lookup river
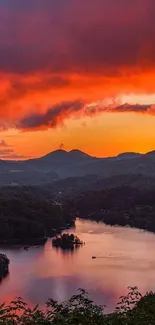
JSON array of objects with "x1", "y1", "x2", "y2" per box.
[{"x1": 0, "y1": 218, "x2": 155, "y2": 312}]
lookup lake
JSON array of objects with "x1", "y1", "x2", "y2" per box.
[{"x1": 0, "y1": 218, "x2": 155, "y2": 312}]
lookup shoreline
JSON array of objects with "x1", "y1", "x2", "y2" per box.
[
  {"x1": 0, "y1": 223, "x2": 74, "y2": 248},
  {"x1": 1, "y1": 214, "x2": 155, "y2": 249},
  {"x1": 78, "y1": 214, "x2": 155, "y2": 235}
]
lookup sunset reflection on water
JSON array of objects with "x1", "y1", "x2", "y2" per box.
[{"x1": 0, "y1": 219, "x2": 155, "y2": 312}]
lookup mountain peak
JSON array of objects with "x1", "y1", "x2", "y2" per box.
[
  {"x1": 38, "y1": 148, "x2": 94, "y2": 162},
  {"x1": 69, "y1": 149, "x2": 89, "y2": 155},
  {"x1": 116, "y1": 152, "x2": 141, "y2": 160},
  {"x1": 69, "y1": 149, "x2": 82, "y2": 153},
  {"x1": 69, "y1": 149, "x2": 94, "y2": 159},
  {"x1": 41, "y1": 149, "x2": 68, "y2": 160}
]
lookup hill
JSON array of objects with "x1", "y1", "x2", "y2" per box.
[
  {"x1": 41, "y1": 149, "x2": 93, "y2": 160},
  {"x1": 1, "y1": 149, "x2": 155, "y2": 186}
]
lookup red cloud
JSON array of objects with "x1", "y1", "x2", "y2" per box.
[
  {"x1": 0, "y1": 0, "x2": 155, "y2": 126},
  {"x1": 0, "y1": 0, "x2": 155, "y2": 75}
]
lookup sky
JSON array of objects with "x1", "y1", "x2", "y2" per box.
[{"x1": 1, "y1": 0, "x2": 155, "y2": 159}]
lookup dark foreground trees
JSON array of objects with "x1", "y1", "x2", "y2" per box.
[
  {"x1": 0, "y1": 253, "x2": 9, "y2": 280},
  {"x1": 0, "y1": 287, "x2": 155, "y2": 324}
]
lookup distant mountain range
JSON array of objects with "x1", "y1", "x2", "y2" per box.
[
  {"x1": 38, "y1": 149, "x2": 94, "y2": 162},
  {"x1": 1, "y1": 149, "x2": 155, "y2": 186}
]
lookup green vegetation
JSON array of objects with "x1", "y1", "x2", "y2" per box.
[
  {"x1": 2, "y1": 182, "x2": 155, "y2": 247},
  {"x1": 2, "y1": 184, "x2": 155, "y2": 246},
  {"x1": 66, "y1": 186, "x2": 155, "y2": 233},
  {"x1": 52, "y1": 233, "x2": 83, "y2": 249},
  {"x1": 1, "y1": 183, "x2": 155, "y2": 246},
  {"x1": 0, "y1": 189, "x2": 74, "y2": 245},
  {"x1": 0, "y1": 287, "x2": 155, "y2": 324},
  {"x1": 0, "y1": 253, "x2": 9, "y2": 281},
  {"x1": 21, "y1": 181, "x2": 155, "y2": 236}
]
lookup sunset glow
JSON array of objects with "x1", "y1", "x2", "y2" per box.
[{"x1": 1, "y1": 0, "x2": 155, "y2": 159}]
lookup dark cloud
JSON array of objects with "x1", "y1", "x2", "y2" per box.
[
  {"x1": 0, "y1": 153, "x2": 29, "y2": 159},
  {"x1": 0, "y1": 0, "x2": 155, "y2": 125},
  {"x1": 85, "y1": 102, "x2": 154, "y2": 115},
  {"x1": 114, "y1": 103, "x2": 151, "y2": 113},
  {"x1": 0, "y1": 0, "x2": 155, "y2": 75},
  {"x1": 0, "y1": 148, "x2": 14, "y2": 155},
  {"x1": 0, "y1": 99, "x2": 154, "y2": 133},
  {"x1": 0, "y1": 140, "x2": 28, "y2": 159},
  {"x1": 14, "y1": 101, "x2": 155, "y2": 131},
  {"x1": 17, "y1": 100, "x2": 84, "y2": 130},
  {"x1": 86, "y1": 102, "x2": 152, "y2": 113}
]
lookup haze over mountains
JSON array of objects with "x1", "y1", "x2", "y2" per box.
[{"x1": 0, "y1": 149, "x2": 155, "y2": 186}]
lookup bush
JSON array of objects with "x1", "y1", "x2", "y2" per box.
[
  {"x1": 52, "y1": 233, "x2": 83, "y2": 249},
  {"x1": 0, "y1": 253, "x2": 10, "y2": 280},
  {"x1": 0, "y1": 287, "x2": 155, "y2": 324}
]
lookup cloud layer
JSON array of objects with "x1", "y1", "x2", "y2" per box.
[
  {"x1": 17, "y1": 100, "x2": 84, "y2": 130},
  {"x1": 0, "y1": 0, "x2": 155, "y2": 75},
  {"x1": 0, "y1": 0, "x2": 155, "y2": 129},
  {"x1": 12, "y1": 100, "x2": 155, "y2": 131},
  {"x1": 0, "y1": 139, "x2": 28, "y2": 159},
  {"x1": 0, "y1": 140, "x2": 11, "y2": 148}
]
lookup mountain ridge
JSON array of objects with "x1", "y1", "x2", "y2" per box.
[
  {"x1": 2, "y1": 148, "x2": 155, "y2": 163},
  {"x1": 1, "y1": 148, "x2": 155, "y2": 186},
  {"x1": 30, "y1": 149, "x2": 155, "y2": 161}
]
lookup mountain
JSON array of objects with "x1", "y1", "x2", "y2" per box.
[
  {"x1": 115, "y1": 152, "x2": 141, "y2": 160},
  {"x1": 1, "y1": 149, "x2": 155, "y2": 186},
  {"x1": 69, "y1": 149, "x2": 94, "y2": 159},
  {"x1": 145, "y1": 150, "x2": 155, "y2": 158},
  {"x1": 39, "y1": 149, "x2": 94, "y2": 162},
  {"x1": 40, "y1": 149, "x2": 69, "y2": 161}
]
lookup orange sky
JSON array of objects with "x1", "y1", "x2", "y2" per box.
[{"x1": 1, "y1": 0, "x2": 155, "y2": 159}]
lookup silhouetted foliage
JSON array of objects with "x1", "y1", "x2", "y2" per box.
[
  {"x1": 52, "y1": 233, "x2": 83, "y2": 249},
  {"x1": 0, "y1": 287, "x2": 155, "y2": 324},
  {"x1": 0, "y1": 253, "x2": 9, "y2": 280}
]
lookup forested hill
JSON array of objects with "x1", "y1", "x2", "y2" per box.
[
  {"x1": 64, "y1": 186, "x2": 155, "y2": 233},
  {"x1": 1, "y1": 181, "x2": 155, "y2": 245},
  {"x1": 0, "y1": 189, "x2": 74, "y2": 245}
]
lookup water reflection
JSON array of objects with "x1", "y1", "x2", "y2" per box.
[
  {"x1": 1, "y1": 219, "x2": 155, "y2": 312},
  {"x1": 53, "y1": 244, "x2": 82, "y2": 255}
]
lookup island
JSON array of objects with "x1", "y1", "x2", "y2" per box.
[
  {"x1": 52, "y1": 233, "x2": 84, "y2": 249},
  {"x1": 0, "y1": 253, "x2": 10, "y2": 280}
]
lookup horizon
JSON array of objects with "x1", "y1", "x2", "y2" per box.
[
  {"x1": 0, "y1": 1, "x2": 155, "y2": 159},
  {"x1": 0, "y1": 147, "x2": 154, "y2": 162}
]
